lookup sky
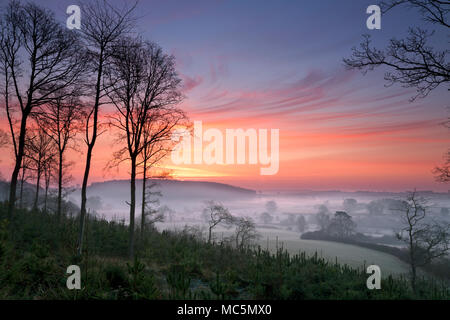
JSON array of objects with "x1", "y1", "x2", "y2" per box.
[{"x1": 0, "y1": 0, "x2": 449, "y2": 192}]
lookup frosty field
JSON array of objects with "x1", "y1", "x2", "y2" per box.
[{"x1": 157, "y1": 222, "x2": 411, "y2": 277}]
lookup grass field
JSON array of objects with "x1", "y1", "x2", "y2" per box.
[
  {"x1": 158, "y1": 222, "x2": 411, "y2": 277},
  {"x1": 256, "y1": 229, "x2": 410, "y2": 276}
]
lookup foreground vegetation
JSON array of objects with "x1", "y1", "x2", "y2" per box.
[{"x1": 0, "y1": 203, "x2": 449, "y2": 300}]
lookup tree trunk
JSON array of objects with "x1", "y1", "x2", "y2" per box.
[
  {"x1": 77, "y1": 144, "x2": 94, "y2": 256},
  {"x1": 208, "y1": 226, "x2": 213, "y2": 243},
  {"x1": 57, "y1": 152, "x2": 63, "y2": 221},
  {"x1": 44, "y1": 183, "x2": 48, "y2": 213},
  {"x1": 33, "y1": 167, "x2": 41, "y2": 210},
  {"x1": 8, "y1": 112, "x2": 29, "y2": 218},
  {"x1": 140, "y1": 156, "x2": 147, "y2": 239},
  {"x1": 129, "y1": 156, "x2": 137, "y2": 259},
  {"x1": 408, "y1": 227, "x2": 417, "y2": 294},
  {"x1": 19, "y1": 167, "x2": 25, "y2": 209},
  {"x1": 77, "y1": 50, "x2": 103, "y2": 257},
  {"x1": 8, "y1": 164, "x2": 20, "y2": 216}
]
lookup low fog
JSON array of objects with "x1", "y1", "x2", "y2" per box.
[{"x1": 69, "y1": 179, "x2": 450, "y2": 243}]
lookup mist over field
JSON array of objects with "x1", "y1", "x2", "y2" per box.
[
  {"x1": 70, "y1": 179, "x2": 450, "y2": 230},
  {"x1": 66, "y1": 179, "x2": 450, "y2": 275}
]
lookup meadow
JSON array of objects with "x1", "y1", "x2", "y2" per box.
[
  {"x1": 157, "y1": 222, "x2": 411, "y2": 276},
  {"x1": 2, "y1": 203, "x2": 448, "y2": 300}
]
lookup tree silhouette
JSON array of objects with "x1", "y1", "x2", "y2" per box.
[
  {"x1": 327, "y1": 211, "x2": 356, "y2": 238},
  {"x1": 76, "y1": 0, "x2": 137, "y2": 257},
  {"x1": 234, "y1": 217, "x2": 259, "y2": 249},
  {"x1": 394, "y1": 190, "x2": 450, "y2": 293},
  {"x1": 34, "y1": 94, "x2": 83, "y2": 220},
  {"x1": 0, "y1": 1, "x2": 84, "y2": 218},
  {"x1": 42, "y1": 152, "x2": 57, "y2": 213},
  {"x1": 105, "y1": 38, "x2": 184, "y2": 259},
  {"x1": 137, "y1": 103, "x2": 188, "y2": 238},
  {"x1": 202, "y1": 201, "x2": 234, "y2": 243},
  {"x1": 24, "y1": 124, "x2": 56, "y2": 210},
  {"x1": 344, "y1": 0, "x2": 449, "y2": 100},
  {"x1": 345, "y1": 1, "x2": 449, "y2": 184}
]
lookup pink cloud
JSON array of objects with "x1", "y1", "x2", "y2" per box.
[{"x1": 182, "y1": 74, "x2": 203, "y2": 92}]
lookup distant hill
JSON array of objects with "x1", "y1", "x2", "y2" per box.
[{"x1": 69, "y1": 179, "x2": 257, "y2": 211}]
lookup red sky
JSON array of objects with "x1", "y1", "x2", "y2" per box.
[{"x1": 0, "y1": 0, "x2": 449, "y2": 192}]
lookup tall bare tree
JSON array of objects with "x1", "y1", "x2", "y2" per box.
[
  {"x1": 0, "y1": 129, "x2": 8, "y2": 180},
  {"x1": 0, "y1": 1, "x2": 84, "y2": 218},
  {"x1": 34, "y1": 93, "x2": 82, "y2": 220},
  {"x1": 105, "y1": 38, "x2": 184, "y2": 259},
  {"x1": 25, "y1": 124, "x2": 56, "y2": 210},
  {"x1": 394, "y1": 190, "x2": 450, "y2": 293},
  {"x1": 138, "y1": 106, "x2": 187, "y2": 238},
  {"x1": 42, "y1": 152, "x2": 56, "y2": 213},
  {"x1": 18, "y1": 154, "x2": 32, "y2": 210},
  {"x1": 76, "y1": 0, "x2": 137, "y2": 257}
]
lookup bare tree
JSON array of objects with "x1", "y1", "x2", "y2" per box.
[
  {"x1": 394, "y1": 190, "x2": 450, "y2": 293},
  {"x1": 234, "y1": 217, "x2": 260, "y2": 250},
  {"x1": 344, "y1": 1, "x2": 449, "y2": 100},
  {"x1": 105, "y1": 38, "x2": 183, "y2": 259},
  {"x1": 18, "y1": 154, "x2": 33, "y2": 209},
  {"x1": 433, "y1": 114, "x2": 450, "y2": 182},
  {"x1": 381, "y1": 1, "x2": 449, "y2": 28},
  {"x1": 202, "y1": 201, "x2": 235, "y2": 243},
  {"x1": 0, "y1": 1, "x2": 84, "y2": 218},
  {"x1": 76, "y1": 0, "x2": 137, "y2": 257},
  {"x1": 138, "y1": 105, "x2": 188, "y2": 237},
  {"x1": 344, "y1": 0, "x2": 450, "y2": 225},
  {"x1": 25, "y1": 124, "x2": 56, "y2": 210},
  {"x1": 139, "y1": 180, "x2": 164, "y2": 238},
  {"x1": 42, "y1": 153, "x2": 56, "y2": 213},
  {"x1": 0, "y1": 130, "x2": 8, "y2": 180},
  {"x1": 34, "y1": 94, "x2": 82, "y2": 220}
]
